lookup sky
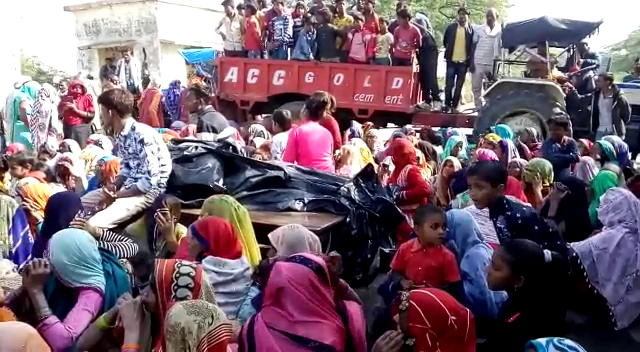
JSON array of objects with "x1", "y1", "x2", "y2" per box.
[{"x1": 10, "y1": 0, "x2": 640, "y2": 73}]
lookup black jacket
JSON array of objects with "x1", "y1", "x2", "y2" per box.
[
  {"x1": 567, "y1": 85, "x2": 631, "y2": 137},
  {"x1": 443, "y1": 22, "x2": 474, "y2": 64}
]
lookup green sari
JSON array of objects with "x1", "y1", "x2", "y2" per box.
[{"x1": 11, "y1": 81, "x2": 40, "y2": 151}]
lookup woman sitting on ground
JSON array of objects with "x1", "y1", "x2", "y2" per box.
[
  {"x1": 521, "y1": 158, "x2": 554, "y2": 210},
  {"x1": 175, "y1": 216, "x2": 252, "y2": 321},
  {"x1": 4, "y1": 229, "x2": 130, "y2": 351}
]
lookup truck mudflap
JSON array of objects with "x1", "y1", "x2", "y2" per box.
[{"x1": 217, "y1": 57, "x2": 420, "y2": 116}]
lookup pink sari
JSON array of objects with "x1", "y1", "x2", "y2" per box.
[{"x1": 239, "y1": 253, "x2": 366, "y2": 352}]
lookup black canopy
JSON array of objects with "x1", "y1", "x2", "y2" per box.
[{"x1": 502, "y1": 16, "x2": 603, "y2": 48}]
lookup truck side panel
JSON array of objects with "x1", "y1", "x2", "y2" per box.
[{"x1": 217, "y1": 57, "x2": 419, "y2": 115}]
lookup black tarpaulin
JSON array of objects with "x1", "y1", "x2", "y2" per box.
[
  {"x1": 166, "y1": 140, "x2": 404, "y2": 286},
  {"x1": 502, "y1": 16, "x2": 603, "y2": 48}
]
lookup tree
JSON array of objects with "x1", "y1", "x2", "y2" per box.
[
  {"x1": 605, "y1": 27, "x2": 640, "y2": 75},
  {"x1": 20, "y1": 54, "x2": 69, "y2": 85},
  {"x1": 372, "y1": 0, "x2": 511, "y2": 42}
]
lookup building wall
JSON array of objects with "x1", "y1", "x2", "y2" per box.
[
  {"x1": 70, "y1": 1, "x2": 160, "y2": 77},
  {"x1": 160, "y1": 43, "x2": 189, "y2": 87}
]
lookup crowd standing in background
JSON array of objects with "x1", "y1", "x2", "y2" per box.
[{"x1": 0, "y1": 1, "x2": 638, "y2": 352}]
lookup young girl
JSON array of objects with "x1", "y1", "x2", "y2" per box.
[{"x1": 480, "y1": 239, "x2": 569, "y2": 351}]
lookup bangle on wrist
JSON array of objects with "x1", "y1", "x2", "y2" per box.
[
  {"x1": 122, "y1": 344, "x2": 141, "y2": 352},
  {"x1": 96, "y1": 313, "x2": 115, "y2": 331},
  {"x1": 36, "y1": 307, "x2": 53, "y2": 321}
]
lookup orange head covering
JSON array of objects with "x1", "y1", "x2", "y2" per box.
[
  {"x1": 100, "y1": 158, "x2": 121, "y2": 183},
  {"x1": 19, "y1": 183, "x2": 51, "y2": 219}
]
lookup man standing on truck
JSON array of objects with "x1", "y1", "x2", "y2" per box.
[
  {"x1": 392, "y1": 8, "x2": 421, "y2": 66},
  {"x1": 217, "y1": 0, "x2": 245, "y2": 57},
  {"x1": 442, "y1": 8, "x2": 473, "y2": 113},
  {"x1": 470, "y1": 8, "x2": 501, "y2": 109},
  {"x1": 413, "y1": 13, "x2": 441, "y2": 109},
  {"x1": 362, "y1": 0, "x2": 380, "y2": 34},
  {"x1": 316, "y1": 8, "x2": 344, "y2": 62},
  {"x1": 267, "y1": 0, "x2": 293, "y2": 60}
]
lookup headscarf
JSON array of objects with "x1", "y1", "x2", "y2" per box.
[
  {"x1": 499, "y1": 139, "x2": 520, "y2": 164},
  {"x1": 60, "y1": 139, "x2": 81, "y2": 155},
  {"x1": 87, "y1": 134, "x2": 114, "y2": 154},
  {"x1": 348, "y1": 121, "x2": 363, "y2": 140},
  {"x1": 595, "y1": 140, "x2": 617, "y2": 165},
  {"x1": 180, "y1": 124, "x2": 197, "y2": 138},
  {"x1": 18, "y1": 183, "x2": 51, "y2": 220},
  {"x1": 474, "y1": 148, "x2": 499, "y2": 161},
  {"x1": 100, "y1": 157, "x2": 121, "y2": 182},
  {"x1": 571, "y1": 188, "x2": 640, "y2": 329},
  {"x1": 505, "y1": 176, "x2": 529, "y2": 204},
  {"x1": 364, "y1": 128, "x2": 382, "y2": 154},
  {"x1": 32, "y1": 191, "x2": 82, "y2": 258},
  {"x1": 139, "y1": 80, "x2": 164, "y2": 128},
  {"x1": 0, "y1": 322, "x2": 51, "y2": 352},
  {"x1": 183, "y1": 216, "x2": 243, "y2": 260},
  {"x1": 388, "y1": 138, "x2": 418, "y2": 183},
  {"x1": 268, "y1": 224, "x2": 322, "y2": 256},
  {"x1": 12, "y1": 81, "x2": 41, "y2": 149},
  {"x1": 154, "y1": 259, "x2": 217, "y2": 351},
  {"x1": 603, "y1": 135, "x2": 631, "y2": 168},
  {"x1": 162, "y1": 129, "x2": 180, "y2": 143},
  {"x1": 578, "y1": 138, "x2": 593, "y2": 154},
  {"x1": 525, "y1": 338, "x2": 587, "y2": 352},
  {"x1": 396, "y1": 288, "x2": 476, "y2": 352},
  {"x1": 492, "y1": 124, "x2": 514, "y2": 140},
  {"x1": 523, "y1": 158, "x2": 554, "y2": 187},
  {"x1": 79, "y1": 144, "x2": 108, "y2": 178},
  {"x1": 6, "y1": 143, "x2": 26, "y2": 155},
  {"x1": 47, "y1": 228, "x2": 105, "y2": 292},
  {"x1": 164, "y1": 300, "x2": 232, "y2": 352},
  {"x1": 540, "y1": 176, "x2": 592, "y2": 242},
  {"x1": 247, "y1": 123, "x2": 271, "y2": 141},
  {"x1": 337, "y1": 145, "x2": 366, "y2": 177},
  {"x1": 441, "y1": 135, "x2": 467, "y2": 161},
  {"x1": 164, "y1": 80, "x2": 184, "y2": 122},
  {"x1": 239, "y1": 253, "x2": 367, "y2": 352},
  {"x1": 588, "y1": 170, "x2": 619, "y2": 227},
  {"x1": 508, "y1": 158, "x2": 528, "y2": 180},
  {"x1": 200, "y1": 195, "x2": 261, "y2": 267},
  {"x1": 483, "y1": 132, "x2": 501, "y2": 144},
  {"x1": 29, "y1": 84, "x2": 59, "y2": 152},
  {"x1": 445, "y1": 210, "x2": 507, "y2": 319},
  {"x1": 573, "y1": 156, "x2": 599, "y2": 183}
]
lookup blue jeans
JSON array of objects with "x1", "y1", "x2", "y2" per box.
[
  {"x1": 445, "y1": 62, "x2": 468, "y2": 108},
  {"x1": 247, "y1": 50, "x2": 261, "y2": 59},
  {"x1": 374, "y1": 57, "x2": 391, "y2": 66},
  {"x1": 269, "y1": 46, "x2": 289, "y2": 60}
]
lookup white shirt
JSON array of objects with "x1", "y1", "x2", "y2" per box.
[
  {"x1": 597, "y1": 93, "x2": 614, "y2": 132},
  {"x1": 218, "y1": 14, "x2": 244, "y2": 51},
  {"x1": 271, "y1": 131, "x2": 290, "y2": 161},
  {"x1": 473, "y1": 24, "x2": 501, "y2": 66}
]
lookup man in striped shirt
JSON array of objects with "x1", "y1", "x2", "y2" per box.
[{"x1": 471, "y1": 8, "x2": 501, "y2": 109}]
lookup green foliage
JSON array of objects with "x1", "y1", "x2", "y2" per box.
[
  {"x1": 605, "y1": 27, "x2": 640, "y2": 75},
  {"x1": 20, "y1": 54, "x2": 69, "y2": 85},
  {"x1": 373, "y1": 0, "x2": 511, "y2": 42}
]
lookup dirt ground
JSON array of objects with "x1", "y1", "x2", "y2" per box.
[{"x1": 354, "y1": 274, "x2": 640, "y2": 351}]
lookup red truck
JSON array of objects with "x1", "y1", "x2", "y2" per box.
[{"x1": 214, "y1": 57, "x2": 474, "y2": 129}]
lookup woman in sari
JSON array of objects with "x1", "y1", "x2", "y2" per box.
[
  {"x1": 0, "y1": 194, "x2": 31, "y2": 268},
  {"x1": 29, "y1": 84, "x2": 61, "y2": 153},
  {"x1": 32, "y1": 191, "x2": 82, "y2": 259},
  {"x1": 200, "y1": 195, "x2": 262, "y2": 267},
  {"x1": 267, "y1": 223, "x2": 322, "y2": 256},
  {"x1": 164, "y1": 80, "x2": 185, "y2": 123},
  {"x1": 479, "y1": 132, "x2": 501, "y2": 152},
  {"x1": 416, "y1": 141, "x2": 439, "y2": 179},
  {"x1": 590, "y1": 140, "x2": 617, "y2": 167},
  {"x1": 570, "y1": 188, "x2": 640, "y2": 329},
  {"x1": 6, "y1": 229, "x2": 130, "y2": 351},
  {"x1": 432, "y1": 156, "x2": 461, "y2": 208},
  {"x1": 175, "y1": 216, "x2": 252, "y2": 321},
  {"x1": 124, "y1": 194, "x2": 186, "y2": 258},
  {"x1": 603, "y1": 135, "x2": 635, "y2": 180},
  {"x1": 507, "y1": 158, "x2": 528, "y2": 181},
  {"x1": 76, "y1": 258, "x2": 216, "y2": 352},
  {"x1": 497, "y1": 138, "x2": 520, "y2": 166},
  {"x1": 388, "y1": 138, "x2": 432, "y2": 242},
  {"x1": 0, "y1": 321, "x2": 51, "y2": 351},
  {"x1": 573, "y1": 156, "x2": 599, "y2": 184},
  {"x1": 18, "y1": 182, "x2": 51, "y2": 238},
  {"x1": 163, "y1": 300, "x2": 233, "y2": 352},
  {"x1": 85, "y1": 156, "x2": 120, "y2": 194},
  {"x1": 11, "y1": 81, "x2": 41, "y2": 150},
  {"x1": 493, "y1": 123, "x2": 513, "y2": 140},
  {"x1": 522, "y1": 158, "x2": 554, "y2": 209},
  {"x1": 138, "y1": 77, "x2": 164, "y2": 128},
  {"x1": 51, "y1": 155, "x2": 87, "y2": 195},
  {"x1": 238, "y1": 253, "x2": 367, "y2": 352},
  {"x1": 588, "y1": 170, "x2": 619, "y2": 228},
  {"x1": 445, "y1": 210, "x2": 507, "y2": 319},
  {"x1": 540, "y1": 176, "x2": 592, "y2": 243},
  {"x1": 337, "y1": 145, "x2": 366, "y2": 177},
  {"x1": 440, "y1": 134, "x2": 467, "y2": 162},
  {"x1": 391, "y1": 288, "x2": 476, "y2": 352}
]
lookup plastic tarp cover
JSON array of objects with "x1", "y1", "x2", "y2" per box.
[
  {"x1": 166, "y1": 140, "x2": 404, "y2": 286},
  {"x1": 502, "y1": 16, "x2": 603, "y2": 48},
  {"x1": 178, "y1": 48, "x2": 218, "y2": 64}
]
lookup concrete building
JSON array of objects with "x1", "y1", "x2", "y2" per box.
[{"x1": 64, "y1": 0, "x2": 224, "y2": 87}]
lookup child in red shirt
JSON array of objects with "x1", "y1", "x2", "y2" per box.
[
  {"x1": 390, "y1": 204, "x2": 461, "y2": 295},
  {"x1": 345, "y1": 13, "x2": 375, "y2": 64},
  {"x1": 245, "y1": 3, "x2": 263, "y2": 58}
]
